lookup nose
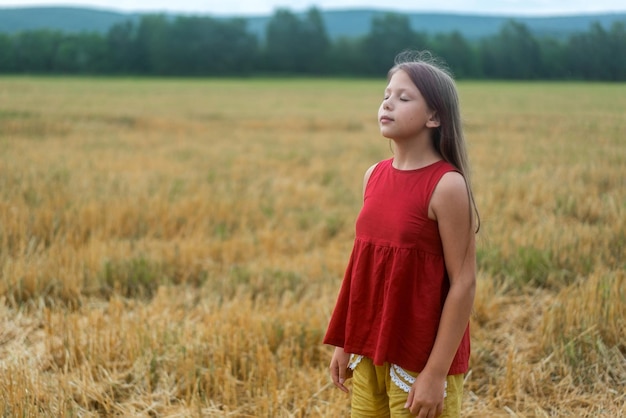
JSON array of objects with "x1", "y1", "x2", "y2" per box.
[{"x1": 382, "y1": 98, "x2": 392, "y2": 110}]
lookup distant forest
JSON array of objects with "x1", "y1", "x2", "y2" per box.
[{"x1": 0, "y1": 7, "x2": 625, "y2": 80}]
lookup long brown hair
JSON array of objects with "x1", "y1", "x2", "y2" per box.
[{"x1": 389, "y1": 50, "x2": 480, "y2": 232}]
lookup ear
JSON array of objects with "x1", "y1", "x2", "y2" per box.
[{"x1": 426, "y1": 112, "x2": 440, "y2": 128}]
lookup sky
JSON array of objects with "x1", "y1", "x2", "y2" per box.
[{"x1": 2, "y1": 0, "x2": 626, "y2": 16}]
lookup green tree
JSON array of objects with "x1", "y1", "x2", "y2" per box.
[
  {"x1": 264, "y1": 8, "x2": 301, "y2": 73},
  {"x1": 107, "y1": 21, "x2": 139, "y2": 73},
  {"x1": 361, "y1": 13, "x2": 428, "y2": 76},
  {"x1": 327, "y1": 36, "x2": 362, "y2": 75},
  {"x1": 13, "y1": 30, "x2": 63, "y2": 72},
  {"x1": 567, "y1": 23, "x2": 604, "y2": 80},
  {"x1": 538, "y1": 37, "x2": 568, "y2": 79},
  {"x1": 431, "y1": 31, "x2": 478, "y2": 78},
  {"x1": 0, "y1": 34, "x2": 16, "y2": 72},
  {"x1": 53, "y1": 33, "x2": 108, "y2": 73},
  {"x1": 607, "y1": 21, "x2": 626, "y2": 80},
  {"x1": 134, "y1": 14, "x2": 169, "y2": 74},
  {"x1": 298, "y1": 7, "x2": 331, "y2": 74},
  {"x1": 263, "y1": 7, "x2": 330, "y2": 74},
  {"x1": 214, "y1": 18, "x2": 259, "y2": 75},
  {"x1": 480, "y1": 20, "x2": 542, "y2": 79},
  {"x1": 572, "y1": 21, "x2": 626, "y2": 81},
  {"x1": 2, "y1": 9, "x2": 624, "y2": 80},
  {"x1": 160, "y1": 16, "x2": 257, "y2": 75}
]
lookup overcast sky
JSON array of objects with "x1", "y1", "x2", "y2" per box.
[{"x1": 2, "y1": 0, "x2": 626, "y2": 16}]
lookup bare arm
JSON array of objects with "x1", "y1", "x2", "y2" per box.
[
  {"x1": 362, "y1": 163, "x2": 378, "y2": 199},
  {"x1": 406, "y1": 171, "x2": 476, "y2": 417}
]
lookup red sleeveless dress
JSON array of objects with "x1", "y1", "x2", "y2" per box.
[{"x1": 324, "y1": 158, "x2": 470, "y2": 375}]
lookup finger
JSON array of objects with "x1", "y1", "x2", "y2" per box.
[
  {"x1": 329, "y1": 362, "x2": 338, "y2": 383},
  {"x1": 404, "y1": 388, "x2": 415, "y2": 409},
  {"x1": 416, "y1": 407, "x2": 433, "y2": 418},
  {"x1": 329, "y1": 363, "x2": 349, "y2": 393},
  {"x1": 337, "y1": 368, "x2": 349, "y2": 393},
  {"x1": 334, "y1": 378, "x2": 349, "y2": 393},
  {"x1": 337, "y1": 382, "x2": 349, "y2": 393}
]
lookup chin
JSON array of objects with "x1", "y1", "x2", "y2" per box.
[{"x1": 379, "y1": 128, "x2": 392, "y2": 138}]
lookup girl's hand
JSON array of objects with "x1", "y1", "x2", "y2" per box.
[
  {"x1": 329, "y1": 346, "x2": 352, "y2": 393},
  {"x1": 404, "y1": 370, "x2": 446, "y2": 417}
]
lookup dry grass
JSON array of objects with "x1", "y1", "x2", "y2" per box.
[{"x1": 0, "y1": 77, "x2": 624, "y2": 417}]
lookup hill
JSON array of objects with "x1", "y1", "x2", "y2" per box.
[
  {"x1": 0, "y1": 6, "x2": 625, "y2": 40},
  {"x1": 0, "y1": 7, "x2": 141, "y2": 34},
  {"x1": 245, "y1": 9, "x2": 626, "y2": 40}
]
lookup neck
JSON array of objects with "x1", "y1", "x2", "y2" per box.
[{"x1": 390, "y1": 136, "x2": 441, "y2": 170}]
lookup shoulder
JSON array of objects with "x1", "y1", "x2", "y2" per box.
[
  {"x1": 363, "y1": 163, "x2": 378, "y2": 183},
  {"x1": 362, "y1": 162, "x2": 378, "y2": 198},
  {"x1": 363, "y1": 158, "x2": 392, "y2": 182},
  {"x1": 362, "y1": 159, "x2": 391, "y2": 198},
  {"x1": 436, "y1": 170, "x2": 467, "y2": 195},
  {"x1": 429, "y1": 170, "x2": 470, "y2": 220}
]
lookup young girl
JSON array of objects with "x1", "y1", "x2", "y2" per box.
[{"x1": 324, "y1": 51, "x2": 479, "y2": 418}]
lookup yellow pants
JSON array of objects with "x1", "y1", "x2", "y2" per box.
[{"x1": 349, "y1": 356, "x2": 463, "y2": 418}]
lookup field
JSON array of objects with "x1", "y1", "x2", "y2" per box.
[{"x1": 0, "y1": 76, "x2": 624, "y2": 417}]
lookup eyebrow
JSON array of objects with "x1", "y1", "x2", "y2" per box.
[{"x1": 384, "y1": 87, "x2": 411, "y2": 94}]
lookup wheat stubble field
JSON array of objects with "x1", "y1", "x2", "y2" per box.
[{"x1": 0, "y1": 76, "x2": 624, "y2": 417}]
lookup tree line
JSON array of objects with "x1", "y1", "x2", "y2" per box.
[{"x1": 1, "y1": 7, "x2": 625, "y2": 80}]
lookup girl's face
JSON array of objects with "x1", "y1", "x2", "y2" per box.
[{"x1": 378, "y1": 69, "x2": 439, "y2": 141}]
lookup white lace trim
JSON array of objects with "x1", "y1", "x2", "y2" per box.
[
  {"x1": 390, "y1": 364, "x2": 415, "y2": 393},
  {"x1": 348, "y1": 356, "x2": 447, "y2": 398},
  {"x1": 348, "y1": 354, "x2": 363, "y2": 370},
  {"x1": 390, "y1": 364, "x2": 447, "y2": 398}
]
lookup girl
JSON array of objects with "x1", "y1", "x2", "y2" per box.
[{"x1": 324, "y1": 51, "x2": 479, "y2": 418}]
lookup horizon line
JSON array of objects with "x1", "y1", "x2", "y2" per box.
[{"x1": 2, "y1": 4, "x2": 626, "y2": 18}]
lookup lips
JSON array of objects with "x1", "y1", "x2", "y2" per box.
[{"x1": 380, "y1": 115, "x2": 394, "y2": 123}]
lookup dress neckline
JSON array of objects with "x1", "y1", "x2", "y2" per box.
[{"x1": 390, "y1": 158, "x2": 444, "y2": 173}]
